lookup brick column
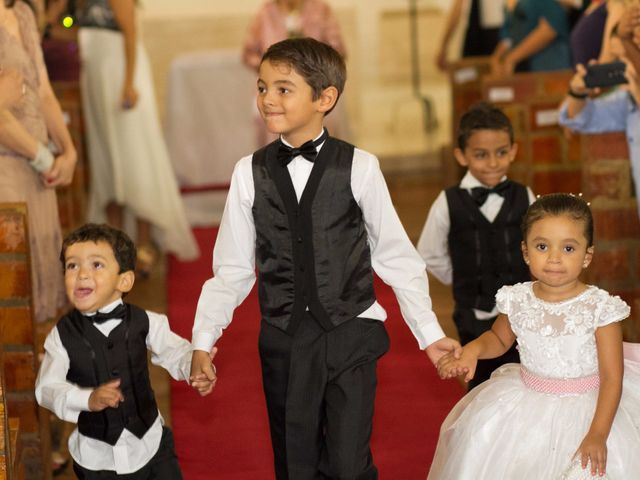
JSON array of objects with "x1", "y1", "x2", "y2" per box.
[
  {"x1": 481, "y1": 70, "x2": 581, "y2": 195},
  {"x1": 581, "y1": 133, "x2": 640, "y2": 342}
]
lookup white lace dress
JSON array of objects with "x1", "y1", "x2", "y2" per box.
[{"x1": 428, "y1": 282, "x2": 640, "y2": 479}]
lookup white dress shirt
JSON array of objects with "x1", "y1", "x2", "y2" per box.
[
  {"x1": 192, "y1": 132, "x2": 445, "y2": 351},
  {"x1": 416, "y1": 172, "x2": 536, "y2": 318},
  {"x1": 35, "y1": 299, "x2": 193, "y2": 474}
]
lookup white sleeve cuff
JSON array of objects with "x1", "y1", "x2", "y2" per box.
[
  {"x1": 67, "y1": 388, "x2": 94, "y2": 412},
  {"x1": 414, "y1": 321, "x2": 446, "y2": 351},
  {"x1": 192, "y1": 332, "x2": 217, "y2": 353}
]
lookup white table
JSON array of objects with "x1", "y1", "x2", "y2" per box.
[{"x1": 165, "y1": 49, "x2": 258, "y2": 225}]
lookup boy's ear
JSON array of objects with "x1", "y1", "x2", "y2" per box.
[
  {"x1": 317, "y1": 86, "x2": 338, "y2": 113},
  {"x1": 508, "y1": 142, "x2": 519, "y2": 163},
  {"x1": 117, "y1": 270, "x2": 135, "y2": 294},
  {"x1": 453, "y1": 148, "x2": 469, "y2": 167}
]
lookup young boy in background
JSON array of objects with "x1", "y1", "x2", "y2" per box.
[{"x1": 417, "y1": 102, "x2": 535, "y2": 389}]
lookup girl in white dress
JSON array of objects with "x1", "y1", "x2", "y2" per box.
[{"x1": 429, "y1": 193, "x2": 640, "y2": 479}]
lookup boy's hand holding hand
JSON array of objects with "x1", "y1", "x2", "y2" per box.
[
  {"x1": 437, "y1": 347, "x2": 477, "y2": 383},
  {"x1": 190, "y1": 347, "x2": 218, "y2": 396},
  {"x1": 89, "y1": 379, "x2": 124, "y2": 411},
  {"x1": 424, "y1": 337, "x2": 462, "y2": 366}
]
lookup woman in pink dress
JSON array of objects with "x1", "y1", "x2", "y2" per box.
[
  {"x1": 0, "y1": 0, "x2": 77, "y2": 323},
  {"x1": 242, "y1": 0, "x2": 346, "y2": 70}
]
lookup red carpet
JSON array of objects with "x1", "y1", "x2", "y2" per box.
[{"x1": 168, "y1": 227, "x2": 464, "y2": 479}]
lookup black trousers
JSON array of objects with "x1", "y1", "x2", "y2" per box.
[
  {"x1": 72, "y1": 427, "x2": 182, "y2": 479},
  {"x1": 259, "y1": 313, "x2": 390, "y2": 480},
  {"x1": 453, "y1": 307, "x2": 519, "y2": 389}
]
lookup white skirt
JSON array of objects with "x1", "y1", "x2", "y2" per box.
[
  {"x1": 428, "y1": 358, "x2": 640, "y2": 479},
  {"x1": 78, "y1": 27, "x2": 198, "y2": 260}
]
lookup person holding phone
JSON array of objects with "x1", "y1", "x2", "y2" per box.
[{"x1": 559, "y1": 28, "x2": 640, "y2": 219}]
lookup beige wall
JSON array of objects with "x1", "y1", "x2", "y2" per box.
[{"x1": 140, "y1": 0, "x2": 459, "y2": 162}]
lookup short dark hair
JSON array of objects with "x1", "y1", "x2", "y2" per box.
[
  {"x1": 261, "y1": 37, "x2": 346, "y2": 113},
  {"x1": 457, "y1": 102, "x2": 514, "y2": 150},
  {"x1": 521, "y1": 193, "x2": 594, "y2": 246},
  {"x1": 60, "y1": 223, "x2": 137, "y2": 273}
]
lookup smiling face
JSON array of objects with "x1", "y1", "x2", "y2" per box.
[
  {"x1": 63, "y1": 240, "x2": 134, "y2": 314},
  {"x1": 256, "y1": 60, "x2": 335, "y2": 146},
  {"x1": 522, "y1": 214, "x2": 593, "y2": 297},
  {"x1": 454, "y1": 129, "x2": 517, "y2": 187}
]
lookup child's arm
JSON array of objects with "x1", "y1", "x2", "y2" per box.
[
  {"x1": 574, "y1": 322, "x2": 623, "y2": 477},
  {"x1": 146, "y1": 311, "x2": 218, "y2": 395},
  {"x1": 35, "y1": 328, "x2": 108, "y2": 422},
  {"x1": 437, "y1": 315, "x2": 516, "y2": 383},
  {"x1": 416, "y1": 191, "x2": 452, "y2": 286}
]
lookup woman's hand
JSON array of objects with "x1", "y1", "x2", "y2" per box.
[
  {"x1": 43, "y1": 147, "x2": 77, "y2": 187},
  {"x1": 121, "y1": 81, "x2": 138, "y2": 110}
]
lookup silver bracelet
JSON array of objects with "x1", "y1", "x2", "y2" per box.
[{"x1": 30, "y1": 142, "x2": 54, "y2": 173}]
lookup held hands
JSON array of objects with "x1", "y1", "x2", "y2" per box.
[
  {"x1": 574, "y1": 431, "x2": 608, "y2": 477},
  {"x1": 424, "y1": 337, "x2": 462, "y2": 366},
  {"x1": 436, "y1": 347, "x2": 477, "y2": 383},
  {"x1": 189, "y1": 347, "x2": 218, "y2": 396},
  {"x1": 89, "y1": 379, "x2": 125, "y2": 411}
]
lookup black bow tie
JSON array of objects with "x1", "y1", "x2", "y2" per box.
[
  {"x1": 469, "y1": 180, "x2": 511, "y2": 206},
  {"x1": 84, "y1": 303, "x2": 127, "y2": 324},
  {"x1": 277, "y1": 129, "x2": 328, "y2": 166}
]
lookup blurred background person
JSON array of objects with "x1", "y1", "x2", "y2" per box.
[
  {"x1": 435, "y1": 0, "x2": 504, "y2": 72},
  {"x1": 76, "y1": 0, "x2": 198, "y2": 277},
  {"x1": 491, "y1": 0, "x2": 571, "y2": 76},
  {"x1": 0, "y1": 0, "x2": 77, "y2": 324}
]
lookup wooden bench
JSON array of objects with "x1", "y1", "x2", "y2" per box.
[
  {"x1": 0, "y1": 204, "x2": 50, "y2": 479},
  {"x1": 1, "y1": 321, "x2": 25, "y2": 480},
  {"x1": 51, "y1": 80, "x2": 88, "y2": 234}
]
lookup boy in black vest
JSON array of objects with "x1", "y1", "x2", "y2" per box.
[
  {"x1": 417, "y1": 102, "x2": 534, "y2": 389},
  {"x1": 35, "y1": 223, "x2": 215, "y2": 479},
  {"x1": 189, "y1": 37, "x2": 461, "y2": 480}
]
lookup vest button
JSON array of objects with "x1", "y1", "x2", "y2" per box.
[
  {"x1": 299, "y1": 265, "x2": 305, "y2": 272},
  {"x1": 107, "y1": 342, "x2": 114, "y2": 350},
  {"x1": 111, "y1": 369, "x2": 119, "y2": 377},
  {"x1": 297, "y1": 237, "x2": 303, "y2": 243}
]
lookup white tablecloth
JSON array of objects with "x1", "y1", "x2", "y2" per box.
[{"x1": 165, "y1": 49, "x2": 258, "y2": 225}]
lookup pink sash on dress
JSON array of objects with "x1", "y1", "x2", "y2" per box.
[{"x1": 520, "y1": 366, "x2": 600, "y2": 395}]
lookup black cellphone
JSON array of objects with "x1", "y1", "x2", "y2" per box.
[{"x1": 584, "y1": 61, "x2": 628, "y2": 88}]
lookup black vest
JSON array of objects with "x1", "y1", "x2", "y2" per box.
[
  {"x1": 251, "y1": 137, "x2": 376, "y2": 333},
  {"x1": 446, "y1": 182, "x2": 531, "y2": 312},
  {"x1": 57, "y1": 304, "x2": 159, "y2": 445}
]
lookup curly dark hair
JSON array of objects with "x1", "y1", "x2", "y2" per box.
[
  {"x1": 60, "y1": 223, "x2": 136, "y2": 273},
  {"x1": 521, "y1": 193, "x2": 594, "y2": 247},
  {"x1": 457, "y1": 101, "x2": 514, "y2": 150}
]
